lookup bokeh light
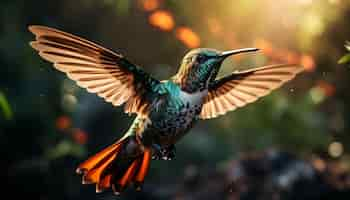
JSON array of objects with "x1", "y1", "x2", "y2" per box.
[
  {"x1": 254, "y1": 39, "x2": 274, "y2": 56},
  {"x1": 139, "y1": 0, "x2": 160, "y2": 12},
  {"x1": 312, "y1": 157, "x2": 326, "y2": 172},
  {"x1": 148, "y1": 10, "x2": 175, "y2": 31},
  {"x1": 56, "y1": 116, "x2": 71, "y2": 131},
  {"x1": 317, "y1": 80, "x2": 336, "y2": 97},
  {"x1": 175, "y1": 27, "x2": 201, "y2": 48},
  {"x1": 328, "y1": 141, "x2": 344, "y2": 158},
  {"x1": 207, "y1": 18, "x2": 223, "y2": 37},
  {"x1": 287, "y1": 52, "x2": 300, "y2": 64},
  {"x1": 301, "y1": 54, "x2": 316, "y2": 72},
  {"x1": 72, "y1": 129, "x2": 88, "y2": 145},
  {"x1": 62, "y1": 94, "x2": 77, "y2": 112},
  {"x1": 309, "y1": 81, "x2": 335, "y2": 104}
]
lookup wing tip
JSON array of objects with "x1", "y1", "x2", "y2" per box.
[
  {"x1": 28, "y1": 25, "x2": 45, "y2": 34},
  {"x1": 295, "y1": 65, "x2": 305, "y2": 74},
  {"x1": 29, "y1": 41, "x2": 39, "y2": 50},
  {"x1": 28, "y1": 25, "x2": 61, "y2": 37},
  {"x1": 284, "y1": 63, "x2": 305, "y2": 74},
  {"x1": 265, "y1": 63, "x2": 305, "y2": 75}
]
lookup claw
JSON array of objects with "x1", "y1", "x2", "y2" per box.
[
  {"x1": 165, "y1": 145, "x2": 176, "y2": 160},
  {"x1": 151, "y1": 144, "x2": 163, "y2": 160},
  {"x1": 163, "y1": 145, "x2": 176, "y2": 160},
  {"x1": 151, "y1": 144, "x2": 176, "y2": 160}
]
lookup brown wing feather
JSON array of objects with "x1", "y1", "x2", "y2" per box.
[
  {"x1": 200, "y1": 64, "x2": 303, "y2": 119},
  {"x1": 29, "y1": 25, "x2": 158, "y2": 115}
]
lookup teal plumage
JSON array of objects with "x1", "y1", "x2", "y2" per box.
[{"x1": 28, "y1": 25, "x2": 303, "y2": 194}]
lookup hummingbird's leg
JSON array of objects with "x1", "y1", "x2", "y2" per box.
[
  {"x1": 151, "y1": 144, "x2": 163, "y2": 160},
  {"x1": 151, "y1": 144, "x2": 176, "y2": 160},
  {"x1": 161, "y1": 144, "x2": 176, "y2": 160}
]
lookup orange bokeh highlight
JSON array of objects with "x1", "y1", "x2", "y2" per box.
[
  {"x1": 207, "y1": 18, "x2": 223, "y2": 36},
  {"x1": 175, "y1": 27, "x2": 201, "y2": 48},
  {"x1": 73, "y1": 128, "x2": 88, "y2": 145},
  {"x1": 286, "y1": 51, "x2": 300, "y2": 64},
  {"x1": 301, "y1": 54, "x2": 316, "y2": 72},
  {"x1": 148, "y1": 10, "x2": 175, "y2": 31},
  {"x1": 56, "y1": 116, "x2": 71, "y2": 131},
  {"x1": 312, "y1": 157, "x2": 326, "y2": 172},
  {"x1": 316, "y1": 80, "x2": 336, "y2": 97},
  {"x1": 139, "y1": 0, "x2": 160, "y2": 12}
]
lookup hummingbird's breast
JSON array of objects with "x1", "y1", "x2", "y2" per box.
[{"x1": 138, "y1": 87, "x2": 208, "y2": 147}]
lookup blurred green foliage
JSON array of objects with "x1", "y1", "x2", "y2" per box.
[
  {"x1": 0, "y1": 91, "x2": 13, "y2": 120},
  {"x1": 339, "y1": 41, "x2": 350, "y2": 64}
]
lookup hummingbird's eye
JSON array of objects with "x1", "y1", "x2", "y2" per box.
[{"x1": 196, "y1": 55, "x2": 206, "y2": 63}]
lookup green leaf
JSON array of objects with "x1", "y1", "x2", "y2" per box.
[
  {"x1": 0, "y1": 91, "x2": 13, "y2": 120},
  {"x1": 338, "y1": 54, "x2": 350, "y2": 64},
  {"x1": 346, "y1": 45, "x2": 350, "y2": 52},
  {"x1": 346, "y1": 41, "x2": 350, "y2": 51}
]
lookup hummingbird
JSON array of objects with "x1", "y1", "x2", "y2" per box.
[{"x1": 28, "y1": 25, "x2": 303, "y2": 194}]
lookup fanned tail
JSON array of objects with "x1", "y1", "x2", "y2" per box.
[{"x1": 76, "y1": 136, "x2": 151, "y2": 194}]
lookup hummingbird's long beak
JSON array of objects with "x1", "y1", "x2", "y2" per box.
[{"x1": 220, "y1": 48, "x2": 259, "y2": 58}]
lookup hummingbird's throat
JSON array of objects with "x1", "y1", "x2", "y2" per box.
[{"x1": 207, "y1": 66, "x2": 220, "y2": 84}]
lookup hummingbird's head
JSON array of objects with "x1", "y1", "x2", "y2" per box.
[{"x1": 173, "y1": 48, "x2": 259, "y2": 92}]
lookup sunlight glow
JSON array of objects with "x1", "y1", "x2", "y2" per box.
[
  {"x1": 302, "y1": 14, "x2": 325, "y2": 37},
  {"x1": 297, "y1": 0, "x2": 313, "y2": 5},
  {"x1": 328, "y1": 0, "x2": 341, "y2": 5}
]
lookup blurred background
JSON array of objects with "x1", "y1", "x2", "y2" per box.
[{"x1": 1, "y1": 0, "x2": 350, "y2": 199}]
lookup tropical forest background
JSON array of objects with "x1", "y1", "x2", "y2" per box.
[{"x1": 1, "y1": 0, "x2": 350, "y2": 199}]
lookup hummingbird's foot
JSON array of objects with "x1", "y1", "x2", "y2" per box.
[
  {"x1": 151, "y1": 144, "x2": 163, "y2": 160},
  {"x1": 151, "y1": 144, "x2": 176, "y2": 160},
  {"x1": 162, "y1": 144, "x2": 176, "y2": 160}
]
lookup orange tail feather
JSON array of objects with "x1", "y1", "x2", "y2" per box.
[
  {"x1": 76, "y1": 142, "x2": 122, "y2": 175},
  {"x1": 134, "y1": 148, "x2": 151, "y2": 190},
  {"x1": 76, "y1": 137, "x2": 152, "y2": 194}
]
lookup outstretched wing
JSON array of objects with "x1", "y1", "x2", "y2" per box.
[
  {"x1": 29, "y1": 25, "x2": 160, "y2": 115},
  {"x1": 200, "y1": 64, "x2": 303, "y2": 119}
]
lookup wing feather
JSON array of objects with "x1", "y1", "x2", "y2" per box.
[
  {"x1": 29, "y1": 25, "x2": 160, "y2": 115},
  {"x1": 200, "y1": 64, "x2": 303, "y2": 119}
]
